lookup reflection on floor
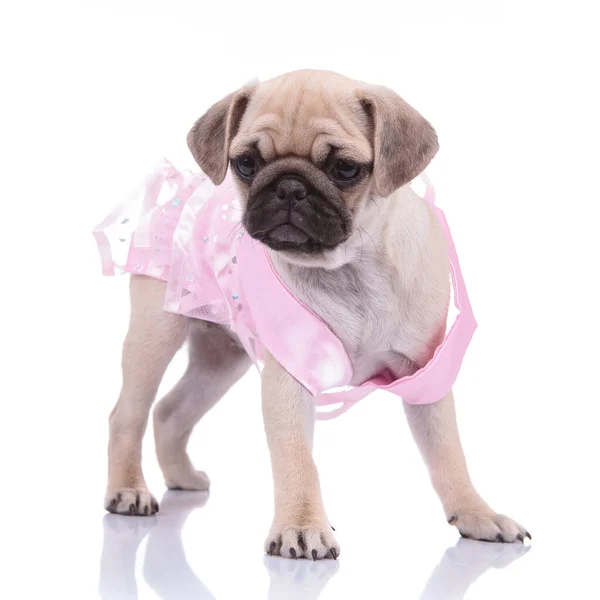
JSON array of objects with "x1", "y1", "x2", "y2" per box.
[{"x1": 99, "y1": 490, "x2": 530, "y2": 600}]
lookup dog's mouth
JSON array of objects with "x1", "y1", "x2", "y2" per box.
[
  {"x1": 253, "y1": 221, "x2": 335, "y2": 254},
  {"x1": 266, "y1": 223, "x2": 310, "y2": 246},
  {"x1": 247, "y1": 213, "x2": 348, "y2": 254}
]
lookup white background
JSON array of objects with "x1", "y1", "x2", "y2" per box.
[{"x1": 2, "y1": 1, "x2": 599, "y2": 598}]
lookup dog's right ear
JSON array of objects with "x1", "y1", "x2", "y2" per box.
[{"x1": 187, "y1": 83, "x2": 257, "y2": 185}]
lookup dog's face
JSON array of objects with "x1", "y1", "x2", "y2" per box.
[{"x1": 187, "y1": 70, "x2": 438, "y2": 266}]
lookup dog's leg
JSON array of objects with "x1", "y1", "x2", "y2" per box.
[
  {"x1": 404, "y1": 391, "x2": 530, "y2": 542},
  {"x1": 262, "y1": 351, "x2": 339, "y2": 560},
  {"x1": 105, "y1": 275, "x2": 188, "y2": 516},
  {"x1": 153, "y1": 321, "x2": 251, "y2": 490}
]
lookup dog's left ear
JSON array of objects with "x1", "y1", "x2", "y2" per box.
[
  {"x1": 187, "y1": 83, "x2": 257, "y2": 185},
  {"x1": 358, "y1": 86, "x2": 439, "y2": 197}
]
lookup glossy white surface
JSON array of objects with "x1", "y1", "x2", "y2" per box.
[
  {"x1": 3, "y1": 1, "x2": 599, "y2": 598},
  {"x1": 98, "y1": 491, "x2": 532, "y2": 600}
]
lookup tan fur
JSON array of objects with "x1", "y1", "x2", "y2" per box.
[
  {"x1": 105, "y1": 70, "x2": 528, "y2": 554},
  {"x1": 106, "y1": 275, "x2": 188, "y2": 515}
]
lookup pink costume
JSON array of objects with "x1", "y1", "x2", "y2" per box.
[{"x1": 93, "y1": 159, "x2": 477, "y2": 420}]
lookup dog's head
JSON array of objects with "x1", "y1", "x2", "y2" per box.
[{"x1": 187, "y1": 70, "x2": 438, "y2": 266}]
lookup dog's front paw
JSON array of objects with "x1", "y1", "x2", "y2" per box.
[
  {"x1": 105, "y1": 487, "x2": 159, "y2": 516},
  {"x1": 448, "y1": 504, "x2": 530, "y2": 543},
  {"x1": 265, "y1": 519, "x2": 340, "y2": 560}
]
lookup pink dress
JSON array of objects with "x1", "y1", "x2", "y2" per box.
[{"x1": 93, "y1": 159, "x2": 477, "y2": 420}]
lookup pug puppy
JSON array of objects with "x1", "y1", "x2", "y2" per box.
[{"x1": 105, "y1": 70, "x2": 529, "y2": 559}]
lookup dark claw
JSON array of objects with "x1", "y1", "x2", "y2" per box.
[
  {"x1": 151, "y1": 501, "x2": 159, "y2": 514},
  {"x1": 289, "y1": 548, "x2": 297, "y2": 559},
  {"x1": 329, "y1": 548, "x2": 338, "y2": 560},
  {"x1": 312, "y1": 549, "x2": 318, "y2": 561},
  {"x1": 268, "y1": 541, "x2": 277, "y2": 556},
  {"x1": 331, "y1": 525, "x2": 336, "y2": 531},
  {"x1": 129, "y1": 503, "x2": 136, "y2": 514},
  {"x1": 525, "y1": 531, "x2": 532, "y2": 540},
  {"x1": 144, "y1": 505, "x2": 149, "y2": 515},
  {"x1": 495, "y1": 533, "x2": 505, "y2": 542},
  {"x1": 516, "y1": 533, "x2": 524, "y2": 542},
  {"x1": 109, "y1": 498, "x2": 117, "y2": 509},
  {"x1": 448, "y1": 515, "x2": 458, "y2": 524},
  {"x1": 135, "y1": 493, "x2": 140, "y2": 510}
]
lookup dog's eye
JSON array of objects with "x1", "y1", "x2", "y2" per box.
[
  {"x1": 331, "y1": 159, "x2": 360, "y2": 182},
  {"x1": 234, "y1": 154, "x2": 259, "y2": 180}
]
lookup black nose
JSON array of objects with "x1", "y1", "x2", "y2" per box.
[{"x1": 275, "y1": 177, "x2": 307, "y2": 208}]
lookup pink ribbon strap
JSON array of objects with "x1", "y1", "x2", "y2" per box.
[{"x1": 312, "y1": 174, "x2": 477, "y2": 417}]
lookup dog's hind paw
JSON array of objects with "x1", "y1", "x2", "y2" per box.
[
  {"x1": 104, "y1": 487, "x2": 159, "y2": 516},
  {"x1": 164, "y1": 469, "x2": 210, "y2": 492},
  {"x1": 448, "y1": 505, "x2": 530, "y2": 543}
]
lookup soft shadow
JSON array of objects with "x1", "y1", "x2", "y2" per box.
[
  {"x1": 99, "y1": 490, "x2": 213, "y2": 600},
  {"x1": 417, "y1": 537, "x2": 531, "y2": 600},
  {"x1": 263, "y1": 555, "x2": 340, "y2": 600}
]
